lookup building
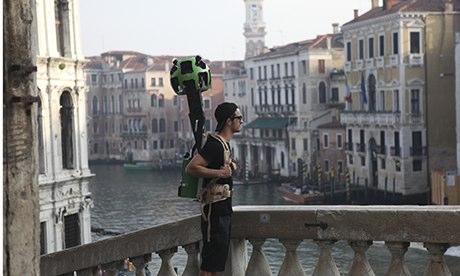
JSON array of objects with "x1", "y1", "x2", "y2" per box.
[
  {"x1": 340, "y1": 0, "x2": 460, "y2": 202},
  {"x1": 35, "y1": 0, "x2": 92, "y2": 253},
  {"x1": 244, "y1": 0, "x2": 266, "y2": 58}
]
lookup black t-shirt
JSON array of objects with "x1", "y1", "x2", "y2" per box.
[{"x1": 199, "y1": 135, "x2": 233, "y2": 216}]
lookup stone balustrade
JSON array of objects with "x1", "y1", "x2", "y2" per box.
[{"x1": 40, "y1": 206, "x2": 460, "y2": 276}]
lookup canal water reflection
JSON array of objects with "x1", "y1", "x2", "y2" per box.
[{"x1": 89, "y1": 164, "x2": 460, "y2": 275}]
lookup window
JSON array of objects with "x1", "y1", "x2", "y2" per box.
[
  {"x1": 291, "y1": 138, "x2": 296, "y2": 150},
  {"x1": 258, "y1": 66, "x2": 261, "y2": 80},
  {"x1": 284, "y1": 85, "x2": 289, "y2": 105},
  {"x1": 151, "y1": 78, "x2": 156, "y2": 86},
  {"x1": 64, "y1": 214, "x2": 81, "y2": 249},
  {"x1": 325, "y1": 160, "x2": 329, "y2": 172},
  {"x1": 302, "y1": 83, "x2": 307, "y2": 104},
  {"x1": 361, "y1": 156, "x2": 366, "y2": 167},
  {"x1": 60, "y1": 91, "x2": 74, "y2": 169},
  {"x1": 258, "y1": 87, "x2": 262, "y2": 106},
  {"x1": 338, "y1": 161, "x2": 343, "y2": 174},
  {"x1": 271, "y1": 86, "x2": 275, "y2": 105},
  {"x1": 392, "y1": 32, "x2": 399, "y2": 55},
  {"x1": 264, "y1": 87, "x2": 268, "y2": 105},
  {"x1": 292, "y1": 162, "x2": 296, "y2": 172},
  {"x1": 159, "y1": 94, "x2": 165, "y2": 107},
  {"x1": 302, "y1": 60, "x2": 307, "y2": 74},
  {"x1": 303, "y1": 138, "x2": 308, "y2": 152},
  {"x1": 160, "y1": 140, "x2": 164, "y2": 149},
  {"x1": 284, "y1": 62, "x2": 289, "y2": 77},
  {"x1": 170, "y1": 140, "x2": 174, "y2": 148},
  {"x1": 250, "y1": 68, "x2": 254, "y2": 80},
  {"x1": 413, "y1": 159, "x2": 422, "y2": 171},
  {"x1": 380, "y1": 90, "x2": 385, "y2": 111},
  {"x1": 251, "y1": 88, "x2": 254, "y2": 106},
  {"x1": 159, "y1": 77, "x2": 164, "y2": 86},
  {"x1": 271, "y1": 64, "x2": 275, "y2": 78},
  {"x1": 359, "y1": 39, "x2": 364, "y2": 59},
  {"x1": 337, "y1": 134, "x2": 343, "y2": 148},
  {"x1": 111, "y1": 95, "x2": 115, "y2": 114},
  {"x1": 159, "y1": 118, "x2": 166, "y2": 132},
  {"x1": 152, "y1": 119, "x2": 158, "y2": 133},
  {"x1": 348, "y1": 129, "x2": 353, "y2": 150},
  {"x1": 277, "y1": 86, "x2": 281, "y2": 105},
  {"x1": 141, "y1": 78, "x2": 145, "y2": 88},
  {"x1": 205, "y1": 119, "x2": 211, "y2": 131},
  {"x1": 368, "y1": 37, "x2": 374, "y2": 58},
  {"x1": 40, "y1": 222, "x2": 47, "y2": 255},
  {"x1": 323, "y1": 134, "x2": 329, "y2": 148},
  {"x1": 143, "y1": 140, "x2": 147, "y2": 150},
  {"x1": 291, "y1": 61, "x2": 295, "y2": 76},
  {"x1": 119, "y1": 95, "x2": 123, "y2": 113},
  {"x1": 346, "y1": 42, "x2": 352, "y2": 61},
  {"x1": 410, "y1": 32, "x2": 420, "y2": 54},
  {"x1": 277, "y1": 64, "x2": 280, "y2": 77},
  {"x1": 331, "y1": 88, "x2": 339, "y2": 102},
  {"x1": 281, "y1": 152, "x2": 285, "y2": 168},
  {"x1": 55, "y1": 0, "x2": 70, "y2": 57},
  {"x1": 319, "y1": 82, "x2": 326, "y2": 103},
  {"x1": 349, "y1": 155, "x2": 353, "y2": 165},
  {"x1": 153, "y1": 140, "x2": 158, "y2": 149},
  {"x1": 379, "y1": 35, "x2": 385, "y2": 56},
  {"x1": 263, "y1": 66, "x2": 267, "y2": 79},
  {"x1": 411, "y1": 89, "x2": 420, "y2": 115},
  {"x1": 318, "y1": 59, "x2": 325, "y2": 74},
  {"x1": 124, "y1": 79, "x2": 128, "y2": 89},
  {"x1": 380, "y1": 131, "x2": 386, "y2": 153},
  {"x1": 291, "y1": 85, "x2": 295, "y2": 105},
  {"x1": 130, "y1": 79, "x2": 133, "y2": 89},
  {"x1": 91, "y1": 74, "x2": 97, "y2": 84},
  {"x1": 135, "y1": 78, "x2": 138, "y2": 89},
  {"x1": 394, "y1": 90, "x2": 400, "y2": 112},
  {"x1": 381, "y1": 158, "x2": 386, "y2": 170},
  {"x1": 174, "y1": 121, "x2": 179, "y2": 132},
  {"x1": 92, "y1": 96, "x2": 98, "y2": 115}
]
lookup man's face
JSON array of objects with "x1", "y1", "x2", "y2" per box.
[{"x1": 228, "y1": 108, "x2": 244, "y2": 133}]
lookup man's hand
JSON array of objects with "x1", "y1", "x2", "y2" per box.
[{"x1": 219, "y1": 164, "x2": 232, "y2": 178}]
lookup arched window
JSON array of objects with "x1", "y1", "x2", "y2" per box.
[
  {"x1": 152, "y1": 119, "x2": 158, "y2": 133},
  {"x1": 60, "y1": 91, "x2": 74, "y2": 169},
  {"x1": 277, "y1": 85, "x2": 281, "y2": 105},
  {"x1": 159, "y1": 118, "x2": 166, "y2": 132},
  {"x1": 264, "y1": 87, "x2": 268, "y2": 105},
  {"x1": 158, "y1": 94, "x2": 165, "y2": 107},
  {"x1": 302, "y1": 83, "x2": 307, "y2": 104},
  {"x1": 285, "y1": 85, "x2": 289, "y2": 105},
  {"x1": 319, "y1": 82, "x2": 327, "y2": 104},
  {"x1": 291, "y1": 85, "x2": 296, "y2": 105},
  {"x1": 151, "y1": 94, "x2": 157, "y2": 107},
  {"x1": 258, "y1": 87, "x2": 262, "y2": 106},
  {"x1": 92, "y1": 96, "x2": 98, "y2": 115}
]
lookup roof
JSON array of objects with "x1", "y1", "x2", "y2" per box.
[
  {"x1": 119, "y1": 56, "x2": 151, "y2": 71},
  {"x1": 344, "y1": 0, "x2": 460, "y2": 26},
  {"x1": 251, "y1": 34, "x2": 343, "y2": 60},
  {"x1": 244, "y1": 117, "x2": 296, "y2": 130},
  {"x1": 317, "y1": 120, "x2": 345, "y2": 129}
]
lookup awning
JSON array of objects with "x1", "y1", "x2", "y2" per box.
[{"x1": 244, "y1": 117, "x2": 296, "y2": 130}]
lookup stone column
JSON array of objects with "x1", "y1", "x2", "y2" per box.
[
  {"x1": 246, "y1": 239, "x2": 272, "y2": 276},
  {"x1": 157, "y1": 247, "x2": 178, "y2": 276},
  {"x1": 278, "y1": 239, "x2": 305, "y2": 276},
  {"x1": 224, "y1": 238, "x2": 247, "y2": 276},
  {"x1": 349, "y1": 240, "x2": 375, "y2": 276},
  {"x1": 385, "y1": 241, "x2": 410, "y2": 276},
  {"x1": 423, "y1": 243, "x2": 452, "y2": 276},
  {"x1": 313, "y1": 240, "x2": 340, "y2": 276},
  {"x1": 131, "y1": 254, "x2": 152, "y2": 276},
  {"x1": 182, "y1": 242, "x2": 200, "y2": 276}
]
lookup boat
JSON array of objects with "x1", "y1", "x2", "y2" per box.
[
  {"x1": 278, "y1": 183, "x2": 324, "y2": 204},
  {"x1": 123, "y1": 162, "x2": 153, "y2": 171}
]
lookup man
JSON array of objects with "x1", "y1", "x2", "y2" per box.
[{"x1": 186, "y1": 102, "x2": 243, "y2": 276}]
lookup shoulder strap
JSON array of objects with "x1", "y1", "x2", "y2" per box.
[{"x1": 208, "y1": 133, "x2": 231, "y2": 164}]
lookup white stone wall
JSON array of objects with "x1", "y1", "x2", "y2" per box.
[{"x1": 36, "y1": 0, "x2": 92, "y2": 253}]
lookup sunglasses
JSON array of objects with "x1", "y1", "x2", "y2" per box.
[{"x1": 231, "y1": 115, "x2": 243, "y2": 121}]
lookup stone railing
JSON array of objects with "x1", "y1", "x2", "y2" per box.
[
  {"x1": 40, "y1": 206, "x2": 460, "y2": 276},
  {"x1": 341, "y1": 111, "x2": 401, "y2": 127}
]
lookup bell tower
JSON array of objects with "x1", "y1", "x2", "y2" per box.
[{"x1": 244, "y1": 0, "x2": 266, "y2": 59}]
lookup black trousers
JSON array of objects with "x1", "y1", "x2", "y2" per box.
[{"x1": 200, "y1": 211, "x2": 232, "y2": 272}]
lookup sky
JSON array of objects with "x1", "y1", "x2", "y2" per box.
[{"x1": 79, "y1": 0, "x2": 374, "y2": 61}]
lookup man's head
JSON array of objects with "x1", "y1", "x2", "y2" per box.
[{"x1": 215, "y1": 102, "x2": 244, "y2": 134}]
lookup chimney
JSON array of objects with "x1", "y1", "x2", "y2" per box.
[
  {"x1": 445, "y1": 0, "x2": 453, "y2": 12},
  {"x1": 354, "y1": 9, "x2": 359, "y2": 19},
  {"x1": 332, "y1": 23, "x2": 340, "y2": 34},
  {"x1": 383, "y1": 0, "x2": 398, "y2": 10},
  {"x1": 371, "y1": 0, "x2": 379, "y2": 9}
]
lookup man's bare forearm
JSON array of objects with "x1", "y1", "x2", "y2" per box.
[{"x1": 187, "y1": 165, "x2": 222, "y2": 179}]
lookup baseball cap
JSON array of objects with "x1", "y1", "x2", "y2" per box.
[{"x1": 215, "y1": 102, "x2": 238, "y2": 131}]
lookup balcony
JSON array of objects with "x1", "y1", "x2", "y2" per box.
[
  {"x1": 365, "y1": 58, "x2": 374, "y2": 68},
  {"x1": 389, "y1": 55, "x2": 399, "y2": 66},
  {"x1": 356, "y1": 143, "x2": 366, "y2": 153},
  {"x1": 411, "y1": 146, "x2": 427, "y2": 157},
  {"x1": 254, "y1": 104, "x2": 296, "y2": 116},
  {"x1": 355, "y1": 60, "x2": 363, "y2": 70},
  {"x1": 344, "y1": 61, "x2": 352, "y2": 72},
  {"x1": 40, "y1": 206, "x2": 460, "y2": 276},
  {"x1": 341, "y1": 111, "x2": 401, "y2": 127},
  {"x1": 376, "y1": 145, "x2": 387, "y2": 156},
  {"x1": 344, "y1": 142, "x2": 354, "y2": 152},
  {"x1": 376, "y1": 56, "x2": 384, "y2": 68},
  {"x1": 127, "y1": 107, "x2": 142, "y2": 113},
  {"x1": 409, "y1": 54, "x2": 424, "y2": 66},
  {"x1": 390, "y1": 146, "x2": 401, "y2": 157}
]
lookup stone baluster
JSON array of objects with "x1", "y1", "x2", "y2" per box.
[
  {"x1": 385, "y1": 241, "x2": 410, "y2": 276},
  {"x1": 245, "y1": 239, "x2": 272, "y2": 276},
  {"x1": 313, "y1": 240, "x2": 340, "y2": 276},
  {"x1": 278, "y1": 239, "x2": 305, "y2": 276},
  {"x1": 224, "y1": 238, "x2": 248, "y2": 276},
  {"x1": 349, "y1": 240, "x2": 375, "y2": 276},
  {"x1": 131, "y1": 254, "x2": 152, "y2": 276},
  {"x1": 157, "y1": 247, "x2": 178, "y2": 276},
  {"x1": 423, "y1": 243, "x2": 451, "y2": 276},
  {"x1": 182, "y1": 242, "x2": 200, "y2": 276}
]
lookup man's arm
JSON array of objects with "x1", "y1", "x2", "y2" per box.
[{"x1": 186, "y1": 153, "x2": 232, "y2": 179}]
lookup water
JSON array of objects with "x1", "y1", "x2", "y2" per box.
[{"x1": 89, "y1": 164, "x2": 460, "y2": 275}]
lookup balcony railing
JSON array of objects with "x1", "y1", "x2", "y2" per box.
[
  {"x1": 254, "y1": 104, "x2": 296, "y2": 115},
  {"x1": 409, "y1": 54, "x2": 424, "y2": 66},
  {"x1": 389, "y1": 54, "x2": 399, "y2": 66},
  {"x1": 411, "y1": 146, "x2": 427, "y2": 157},
  {"x1": 341, "y1": 111, "x2": 401, "y2": 127},
  {"x1": 127, "y1": 107, "x2": 142, "y2": 113},
  {"x1": 390, "y1": 146, "x2": 401, "y2": 157},
  {"x1": 40, "y1": 206, "x2": 460, "y2": 276}
]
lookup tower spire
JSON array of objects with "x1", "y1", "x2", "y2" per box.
[{"x1": 244, "y1": 0, "x2": 266, "y2": 59}]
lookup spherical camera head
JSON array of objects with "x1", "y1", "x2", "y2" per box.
[{"x1": 170, "y1": 55, "x2": 212, "y2": 95}]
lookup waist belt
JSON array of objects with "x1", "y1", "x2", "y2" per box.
[{"x1": 200, "y1": 183, "x2": 233, "y2": 242}]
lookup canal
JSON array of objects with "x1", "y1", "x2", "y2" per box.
[{"x1": 89, "y1": 164, "x2": 460, "y2": 275}]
